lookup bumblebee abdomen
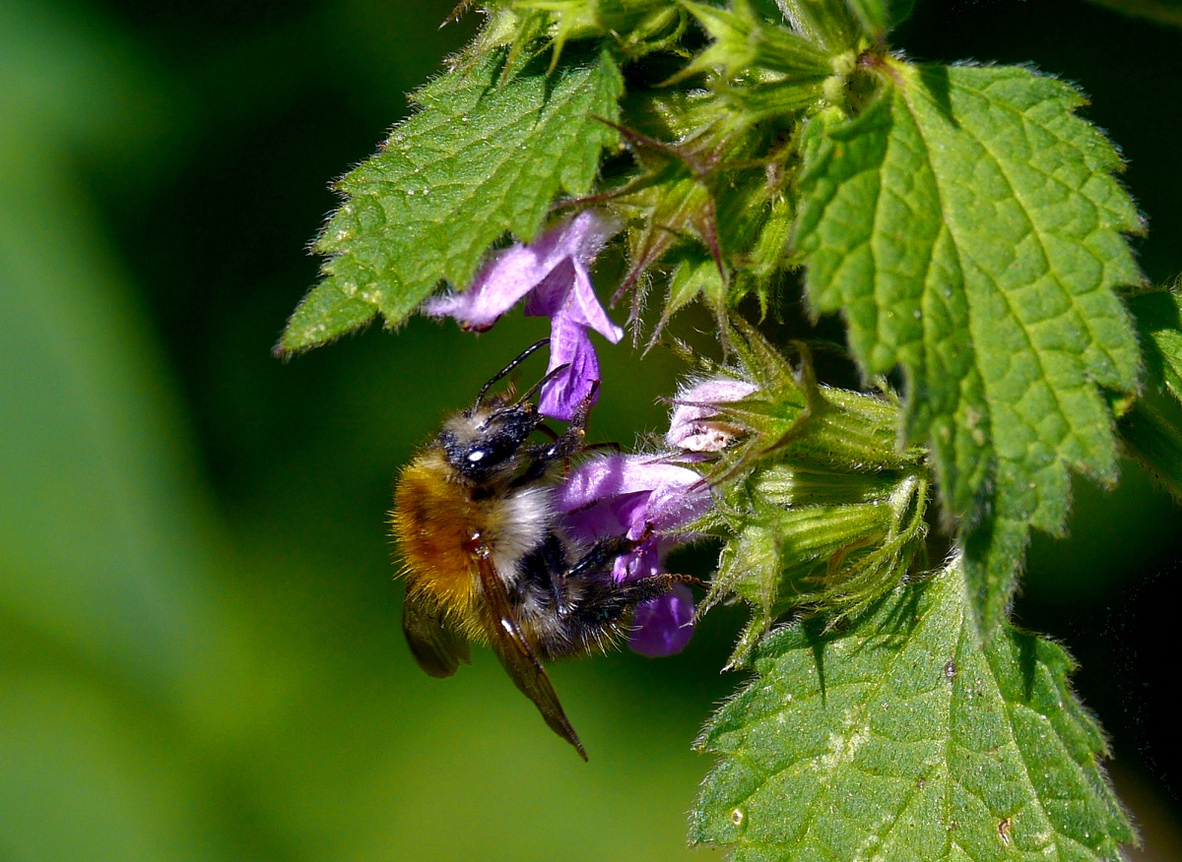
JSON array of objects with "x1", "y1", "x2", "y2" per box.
[{"x1": 392, "y1": 454, "x2": 482, "y2": 610}]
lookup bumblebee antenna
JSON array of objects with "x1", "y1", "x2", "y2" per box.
[
  {"x1": 515, "y1": 362, "x2": 571, "y2": 406},
  {"x1": 477, "y1": 339, "x2": 550, "y2": 405}
]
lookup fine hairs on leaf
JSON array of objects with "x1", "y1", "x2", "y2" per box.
[{"x1": 690, "y1": 559, "x2": 1134, "y2": 862}]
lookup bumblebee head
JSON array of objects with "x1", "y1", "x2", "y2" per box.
[{"x1": 437, "y1": 398, "x2": 541, "y2": 483}]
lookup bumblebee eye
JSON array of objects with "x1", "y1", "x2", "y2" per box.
[{"x1": 463, "y1": 438, "x2": 514, "y2": 470}]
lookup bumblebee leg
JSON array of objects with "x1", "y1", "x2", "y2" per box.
[
  {"x1": 538, "y1": 390, "x2": 595, "y2": 461},
  {"x1": 559, "y1": 538, "x2": 707, "y2": 614},
  {"x1": 518, "y1": 535, "x2": 632, "y2": 623},
  {"x1": 513, "y1": 393, "x2": 596, "y2": 487},
  {"x1": 597, "y1": 572, "x2": 706, "y2": 606},
  {"x1": 562, "y1": 576, "x2": 676, "y2": 645}
]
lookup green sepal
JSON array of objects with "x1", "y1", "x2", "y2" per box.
[
  {"x1": 653, "y1": 186, "x2": 792, "y2": 335},
  {"x1": 612, "y1": 135, "x2": 721, "y2": 301},
  {"x1": 684, "y1": 322, "x2": 930, "y2": 663},
  {"x1": 606, "y1": 111, "x2": 794, "y2": 332},
  {"x1": 665, "y1": 252, "x2": 728, "y2": 325},
  {"x1": 709, "y1": 466, "x2": 928, "y2": 667},
  {"x1": 681, "y1": 0, "x2": 832, "y2": 80},
  {"x1": 679, "y1": 1, "x2": 830, "y2": 124},
  {"x1": 510, "y1": 0, "x2": 688, "y2": 63},
  {"x1": 844, "y1": 0, "x2": 916, "y2": 39},
  {"x1": 704, "y1": 319, "x2": 926, "y2": 479},
  {"x1": 771, "y1": 0, "x2": 863, "y2": 52}
]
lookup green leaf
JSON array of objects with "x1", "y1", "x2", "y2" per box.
[
  {"x1": 794, "y1": 61, "x2": 1143, "y2": 634},
  {"x1": 690, "y1": 560, "x2": 1134, "y2": 861},
  {"x1": 278, "y1": 47, "x2": 623, "y2": 353},
  {"x1": 278, "y1": 279, "x2": 379, "y2": 354}
]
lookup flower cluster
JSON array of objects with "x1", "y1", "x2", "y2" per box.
[{"x1": 422, "y1": 209, "x2": 747, "y2": 656}]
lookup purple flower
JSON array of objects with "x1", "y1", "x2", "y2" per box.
[
  {"x1": 666, "y1": 376, "x2": 757, "y2": 452},
  {"x1": 555, "y1": 453, "x2": 712, "y2": 657},
  {"x1": 630, "y1": 582, "x2": 695, "y2": 657},
  {"x1": 422, "y1": 210, "x2": 623, "y2": 421}
]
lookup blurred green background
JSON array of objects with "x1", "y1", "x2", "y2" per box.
[{"x1": 1, "y1": 0, "x2": 1179, "y2": 859}]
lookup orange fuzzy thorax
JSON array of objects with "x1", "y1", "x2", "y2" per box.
[{"x1": 392, "y1": 452, "x2": 485, "y2": 615}]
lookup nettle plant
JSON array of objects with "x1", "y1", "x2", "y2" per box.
[{"x1": 278, "y1": 0, "x2": 1182, "y2": 857}]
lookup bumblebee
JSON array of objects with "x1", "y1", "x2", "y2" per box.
[{"x1": 391, "y1": 341, "x2": 691, "y2": 759}]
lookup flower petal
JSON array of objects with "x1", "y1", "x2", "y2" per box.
[
  {"x1": 555, "y1": 209, "x2": 621, "y2": 267},
  {"x1": 551, "y1": 452, "x2": 707, "y2": 658},
  {"x1": 526, "y1": 228, "x2": 623, "y2": 420},
  {"x1": 538, "y1": 314, "x2": 601, "y2": 421},
  {"x1": 611, "y1": 535, "x2": 664, "y2": 582},
  {"x1": 666, "y1": 376, "x2": 757, "y2": 452},
  {"x1": 525, "y1": 256, "x2": 623, "y2": 342},
  {"x1": 565, "y1": 260, "x2": 625, "y2": 343},
  {"x1": 421, "y1": 209, "x2": 620, "y2": 332},
  {"x1": 421, "y1": 245, "x2": 545, "y2": 330},
  {"x1": 641, "y1": 476, "x2": 712, "y2": 538},
  {"x1": 557, "y1": 454, "x2": 701, "y2": 512},
  {"x1": 629, "y1": 585, "x2": 695, "y2": 657},
  {"x1": 557, "y1": 453, "x2": 709, "y2": 541}
]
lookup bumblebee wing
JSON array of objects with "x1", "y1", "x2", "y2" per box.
[
  {"x1": 474, "y1": 554, "x2": 588, "y2": 761},
  {"x1": 402, "y1": 590, "x2": 471, "y2": 679}
]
